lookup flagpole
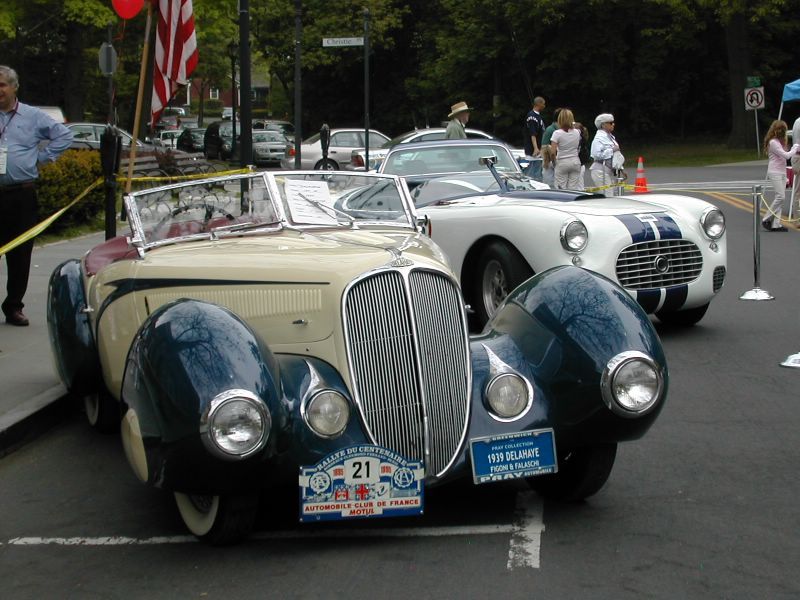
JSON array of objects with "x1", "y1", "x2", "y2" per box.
[{"x1": 125, "y1": 0, "x2": 155, "y2": 194}]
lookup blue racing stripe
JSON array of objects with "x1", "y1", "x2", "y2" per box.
[
  {"x1": 616, "y1": 214, "x2": 655, "y2": 242},
  {"x1": 636, "y1": 290, "x2": 661, "y2": 313},
  {"x1": 653, "y1": 215, "x2": 682, "y2": 240},
  {"x1": 660, "y1": 285, "x2": 688, "y2": 312}
]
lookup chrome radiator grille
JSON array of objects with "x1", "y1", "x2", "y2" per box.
[
  {"x1": 616, "y1": 239, "x2": 703, "y2": 290},
  {"x1": 343, "y1": 269, "x2": 470, "y2": 478}
]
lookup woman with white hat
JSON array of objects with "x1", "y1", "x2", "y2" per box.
[
  {"x1": 589, "y1": 113, "x2": 621, "y2": 191},
  {"x1": 445, "y1": 101, "x2": 471, "y2": 139}
]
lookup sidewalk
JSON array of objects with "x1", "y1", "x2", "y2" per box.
[{"x1": 0, "y1": 232, "x2": 105, "y2": 455}]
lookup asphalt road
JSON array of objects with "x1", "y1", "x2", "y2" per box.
[{"x1": 1, "y1": 165, "x2": 798, "y2": 599}]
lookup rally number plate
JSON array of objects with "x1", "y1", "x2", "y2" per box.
[{"x1": 470, "y1": 429, "x2": 557, "y2": 484}]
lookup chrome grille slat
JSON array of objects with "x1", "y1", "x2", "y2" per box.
[
  {"x1": 616, "y1": 239, "x2": 703, "y2": 290},
  {"x1": 344, "y1": 268, "x2": 470, "y2": 478}
]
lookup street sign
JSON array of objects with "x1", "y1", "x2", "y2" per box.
[
  {"x1": 322, "y1": 37, "x2": 364, "y2": 47},
  {"x1": 744, "y1": 86, "x2": 765, "y2": 111},
  {"x1": 98, "y1": 42, "x2": 117, "y2": 76},
  {"x1": 746, "y1": 76, "x2": 762, "y2": 88}
]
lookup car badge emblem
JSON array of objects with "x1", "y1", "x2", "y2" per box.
[
  {"x1": 386, "y1": 247, "x2": 413, "y2": 267},
  {"x1": 654, "y1": 255, "x2": 670, "y2": 274}
]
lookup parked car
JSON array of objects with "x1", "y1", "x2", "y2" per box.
[
  {"x1": 203, "y1": 120, "x2": 235, "y2": 159},
  {"x1": 254, "y1": 119, "x2": 295, "y2": 143},
  {"x1": 155, "y1": 107, "x2": 185, "y2": 131},
  {"x1": 222, "y1": 107, "x2": 233, "y2": 120},
  {"x1": 151, "y1": 129, "x2": 180, "y2": 149},
  {"x1": 280, "y1": 128, "x2": 390, "y2": 170},
  {"x1": 252, "y1": 129, "x2": 286, "y2": 166},
  {"x1": 67, "y1": 123, "x2": 156, "y2": 152},
  {"x1": 348, "y1": 127, "x2": 523, "y2": 171},
  {"x1": 176, "y1": 127, "x2": 207, "y2": 153},
  {"x1": 47, "y1": 169, "x2": 668, "y2": 544},
  {"x1": 380, "y1": 139, "x2": 728, "y2": 328}
]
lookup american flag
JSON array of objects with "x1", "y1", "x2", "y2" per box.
[{"x1": 151, "y1": 0, "x2": 198, "y2": 127}]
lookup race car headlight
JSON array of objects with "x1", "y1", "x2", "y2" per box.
[
  {"x1": 201, "y1": 389, "x2": 270, "y2": 460},
  {"x1": 486, "y1": 373, "x2": 532, "y2": 420},
  {"x1": 601, "y1": 351, "x2": 663, "y2": 417},
  {"x1": 560, "y1": 219, "x2": 588, "y2": 253},
  {"x1": 304, "y1": 390, "x2": 350, "y2": 438},
  {"x1": 701, "y1": 207, "x2": 725, "y2": 239}
]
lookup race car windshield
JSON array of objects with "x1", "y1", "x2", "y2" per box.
[
  {"x1": 382, "y1": 144, "x2": 519, "y2": 177},
  {"x1": 125, "y1": 174, "x2": 281, "y2": 246},
  {"x1": 275, "y1": 173, "x2": 414, "y2": 228}
]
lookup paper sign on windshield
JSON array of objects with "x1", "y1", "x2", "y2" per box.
[{"x1": 285, "y1": 179, "x2": 338, "y2": 225}]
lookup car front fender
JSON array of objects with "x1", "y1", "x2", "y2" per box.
[{"x1": 121, "y1": 298, "x2": 282, "y2": 491}]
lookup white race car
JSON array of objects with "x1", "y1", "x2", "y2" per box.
[{"x1": 381, "y1": 140, "x2": 727, "y2": 328}]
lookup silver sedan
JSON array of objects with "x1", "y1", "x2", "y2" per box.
[{"x1": 281, "y1": 128, "x2": 390, "y2": 170}]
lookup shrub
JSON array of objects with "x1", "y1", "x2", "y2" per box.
[{"x1": 38, "y1": 149, "x2": 105, "y2": 233}]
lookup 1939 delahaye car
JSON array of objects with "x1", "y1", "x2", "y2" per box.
[{"x1": 47, "y1": 171, "x2": 668, "y2": 544}]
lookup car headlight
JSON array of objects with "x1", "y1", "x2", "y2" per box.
[
  {"x1": 560, "y1": 219, "x2": 588, "y2": 253},
  {"x1": 601, "y1": 351, "x2": 663, "y2": 417},
  {"x1": 304, "y1": 390, "x2": 350, "y2": 438},
  {"x1": 701, "y1": 207, "x2": 725, "y2": 239},
  {"x1": 201, "y1": 389, "x2": 270, "y2": 459},
  {"x1": 485, "y1": 373, "x2": 532, "y2": 420}
]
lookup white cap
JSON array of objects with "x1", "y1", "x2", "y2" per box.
[{"x1": 594, "y1": 113, "x2": 614, "y2": 129}]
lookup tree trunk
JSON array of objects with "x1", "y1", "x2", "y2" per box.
[{"x1": 725, "y1": 10, "x2": 752, "y2": 149}]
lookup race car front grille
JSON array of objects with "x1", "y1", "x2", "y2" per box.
[
  {"x1": 343, "y1": 268, "x2": 470, "y2": 479},
  {"x1": 616, "y1": 239, "x2": 703, "y2": 290}
]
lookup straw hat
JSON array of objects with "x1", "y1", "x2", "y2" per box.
[{"x1": 448, "y1": 101, "x2": 473, "y2": 118}]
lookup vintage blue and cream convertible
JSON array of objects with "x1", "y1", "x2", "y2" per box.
[{"x1": 47, "y1": 171, "x2": 668, "y2": 543}]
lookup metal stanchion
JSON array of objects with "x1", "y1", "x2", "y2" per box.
[{"x1": 740, "y1": 185, "x2": 774, "y2": 301}]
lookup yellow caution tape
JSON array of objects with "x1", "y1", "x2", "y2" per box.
[
  {"x1": 0, "y1": 167, "x2": 254, "y2": 257},
  {"x1": 0, "y1": 177, "x2": 104, "y2": 257}
]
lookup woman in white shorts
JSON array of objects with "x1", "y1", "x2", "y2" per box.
[{"x1": 589, "y1": 113, "x2": 620, "y2": 190}]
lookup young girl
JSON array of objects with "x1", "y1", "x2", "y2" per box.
[{"x1": 763, "y1": 119, "x2": 800, "y2": 231}]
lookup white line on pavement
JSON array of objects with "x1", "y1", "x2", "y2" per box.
[
  {"x1": 4, "y1": 523, "x2": 515, "y2": 547},
  {"x1": 506, "y1": 490, "x2": 545, "y2": 570}
]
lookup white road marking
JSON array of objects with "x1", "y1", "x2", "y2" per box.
[
  {"x1": 506, "y1": 490, "x2": 545, "y2": 570},
  {"x1": 4, "y1": 524, "x2": 514, "y2": 546}
]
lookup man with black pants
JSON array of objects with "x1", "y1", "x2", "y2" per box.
[{"x1": 0, "y1": 65, "x2": 73, "y2": 326}]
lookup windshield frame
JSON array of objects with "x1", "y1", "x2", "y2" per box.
[{"x1": 123, "y1": 171, "x2": 418, "y2": 251}]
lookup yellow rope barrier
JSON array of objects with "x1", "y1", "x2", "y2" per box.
[
  {"x1": 0, "y1": 177, "x2": 104, "y2": 257},
  {"x1": 0, "y1": 167, "x2": 254, "y2": 257}
]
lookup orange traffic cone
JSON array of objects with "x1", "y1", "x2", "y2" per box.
[{"x1": 634, "y1": 156, "x2": 649, "y2": 193}]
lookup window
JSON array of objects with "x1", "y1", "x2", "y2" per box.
[{"x1": 209, "y1": 88, "x2": 219, "y2": 100}]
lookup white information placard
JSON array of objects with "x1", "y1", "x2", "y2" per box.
[{"x1": 285, "y1": 179, "x2": 338, "y2": 225}]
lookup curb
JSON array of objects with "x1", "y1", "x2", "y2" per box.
[{"x1": 0, "y1": 385, "x2": 73, "y2": 458}]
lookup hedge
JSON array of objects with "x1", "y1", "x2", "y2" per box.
[{"x1": 37, "y1": 149, "x2": 105, "y2": 233}]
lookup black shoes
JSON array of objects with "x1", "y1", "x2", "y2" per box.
[
  {"x1": 5, "y1": 310, "x2": 29, "y2": 326},
  {"x1": 771, "y1": 226, "x2": 789, "y2": 232},
  {"x1": 762, "y1": 219, "x2": 773, "y2": 231}
]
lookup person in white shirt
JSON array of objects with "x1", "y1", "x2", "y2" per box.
[
  {"x1": 762, "y1": 119, "x2": 800, "y2": 232},
  {"x1": 550, "y1": 108, "x2": 582, "y2": 190},
  {"x1": 589, "y1": 113, "x2": 620, "y2": 190}
]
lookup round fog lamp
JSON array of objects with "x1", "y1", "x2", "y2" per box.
[
  {"x1": 305, "y1": 390, "x2": 350, "y2": 438},
  {"x1": 486, "y1": 373, "x2": 532, "y2": 420},
  {"x1": 204, "y1": 390, "x2": 270, "y2": 459},
  {"x1": 602, "y1": 352, "x2": 662, "y2": 416}
]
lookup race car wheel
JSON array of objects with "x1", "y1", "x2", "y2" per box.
[
  {"x1": 526, "y1": 443, "x2": 617, "y2": 502},
  {"x1": 656, "y1": 303, "x2": 709, "y2": 327},
  {"x1": 83, "y1": 388, "x2": 120, "y2": 434},
  {"x1": 174, "y1": 492, "x2": 259, "y2": 545},
  {"x1": 314, "y1": 158, "x2": 338, "y2": 170},
  {"x1": 473, "y1": 241, "x2": 533, "y2": 328}
]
